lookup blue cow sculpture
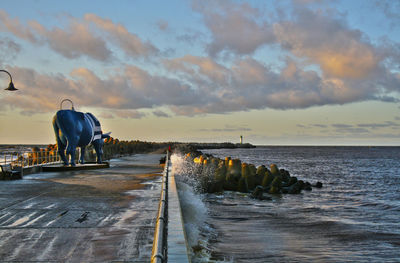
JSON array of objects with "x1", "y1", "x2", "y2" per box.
[{"x1": 52, "y1": 109, "x2": 110, "y2": 166}]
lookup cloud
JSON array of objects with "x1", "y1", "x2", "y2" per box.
[
  {"x1": 357, "y1": 121, "x2": 400, "y2": 129},
  {"x1": 164, "y1": 55, "x2": 230, "y2": 84},
  {"x1": 193, "y1": 0, "x2": 275, "y2": 56},
  {"x1": 98, "y1": 112, "x2": 114, "y2": 119},
  {"x1": 273, "y1": 7, "x2": 379, "y2": 80},
  {"x1": 6, "y1": 53, "x2": 397, "y2": 118},
  {"x1": 166, "y1": 1, "x2": 400, "y2": 113},
  {"x1": 377, "y1": 38, "x2": 400, "y2": 70},
  {"x1": 193, "y1": 0, "x2": 383, "y2": 82},
  {"x1": 0, "y1": 64, "x2": 202, "y2": 115},
  {"x1": 332, "y1": 124, "x2": 354, "y2": 129},
  {"x1": 30, "y1": 20, "x2": 111, "y2": 61},
  {"x1": 153, "y1": 110, "x2": 170, "y2": 117},
  {"x1": 84, "y1": 13, "x2": 159, "y2": 58},
  {"x1": 0, "y1": 11, "x2": 159, "y2": 61},
  {"x1": 334, "y1": 127, "x2": 370, "y2": 134},
  {"x1": 293, "y1": 0, "x2": 324, "y2": 3},
  {"x1": 199, "y1": 125, "x2": 252, "y2": 133},
  {"x1": 0, "y1": 37, "x2": 21, "y2": 61},
  {"x1": 0, "y1": 10, "x2": 39, "y2": 43},
  {"x1": 113, "y1": 110, "x2": 146, "y2": 119},
  {"x1": 164, "y1": 54, "x2": 397, "y2": 113},
  {"x1": 330, "y1": 121, "x2": 400, "y2": 134},
  {"x1": 312, "y1": 124, "x2": 328, "y2": 128},
  {"x1": 97, "y1": 109, "x2": 146, "y2": 119},
  {"x1": 157, "y1": 20, "x2": 169, "y2": 31},
  {"x1": 0, "y1": 11, "x2": 111, "y2": 61},
  {"x1": 176, "y1": 29, "x2": 206, "y2": 45},
  {"x1": 2, "y1": 2, "x2": 400, "y2": 118},
  {"x1": 329, "y1": 123, "x2": 370, "y2": 134},
  {"x1": 375, "y1": 0, "x2": 400, "y2": 28},
  {"x1": 298, "y1": 121, "x2": 400, "y2": 135},
  {"x1": 297, "y1": 123, "x2": 327, "y2": 129}
]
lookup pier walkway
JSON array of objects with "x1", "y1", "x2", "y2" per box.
[{"x1": 0, "y1": 154, "x2": 164, "y2": 262}]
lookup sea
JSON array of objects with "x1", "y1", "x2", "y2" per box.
[
  {"x1": 172, "y1": 146, "x2": 400, "y2": 263},
  {"x1": 2, "y1": 145, "x2": 399, "y2": 262}
]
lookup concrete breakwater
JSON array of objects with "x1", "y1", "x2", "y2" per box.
[
  {"x1": 167, "y1": 152, "x2": 325, "y2": 261},
  {"x1": 186, "y1": 153, "x2": 323, "y2": 198}
]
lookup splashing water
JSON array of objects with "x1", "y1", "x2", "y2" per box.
[{"x1": 171, "y1": 154, "x2": 231, "y2": 262}]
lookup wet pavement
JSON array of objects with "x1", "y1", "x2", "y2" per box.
[{"x1": 0, "y1": 154, "x2": 163, "y2": 263}]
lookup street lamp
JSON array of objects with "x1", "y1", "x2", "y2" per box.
[
  {"x1": 0, "y1": 69, "x2": 17, "y2": 91},
  {"x1": 0, "y1": 69, "x2": 21, "y2": 176}
]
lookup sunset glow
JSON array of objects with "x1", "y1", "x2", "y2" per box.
[{"x1": 0, "y1": 0, "x2": 399, "y2": 145}]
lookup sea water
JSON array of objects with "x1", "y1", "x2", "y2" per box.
[{"x1": 172, "y1": 146, "x2": 400, "y2": 263}]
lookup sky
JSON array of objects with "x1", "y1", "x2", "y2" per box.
[{"x1": 0, "y1": 0, "x2": 400, "y2": 145}]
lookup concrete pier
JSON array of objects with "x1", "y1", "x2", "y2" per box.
[{"x1": 0, "y1": 154, "x2": 163, "y2": 262}]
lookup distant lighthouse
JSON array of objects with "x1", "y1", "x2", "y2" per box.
[{"x1": 240, "y1": 135, "x2": 243, "y2": 144}]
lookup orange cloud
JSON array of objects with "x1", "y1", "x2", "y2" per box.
[
  {"x1": 167, "y1": 55, "x2": 229, "y2": 83},
  {"x1": 313, "y1": 45, "x2": 378, "y2": 79},
  {"x1": 0, "y1": 10, "x2": 159, "y2": 61},
  {"x1": 84, "y1": 13, "x2": 159, "y2": 57},
  {"x1": 273, "y1": 8, "x2": 380, "y2": 80}
]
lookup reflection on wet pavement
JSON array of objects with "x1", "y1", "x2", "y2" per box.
[{"x1": 0, "y1": 154, "x2": 163, "y2": 262}]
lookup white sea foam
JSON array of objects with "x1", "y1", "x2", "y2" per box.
[
  {"x1": 176, "y1": 182, "x2": 207, "y2": 245},
  {"x1": 171, "y1": 154, "x2": 214, "y2": 262}
]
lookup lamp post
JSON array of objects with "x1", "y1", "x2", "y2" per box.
[
  {"x1": 1, "y1": 69, "x2": 21, "y2": 177},
  {"x1": 0, "y1": 69, "x2": 18, "y2": 91}
]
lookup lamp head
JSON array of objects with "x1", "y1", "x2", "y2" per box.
[{"x1": 4, "y1": 81, "x2": 17, "y2": 91}]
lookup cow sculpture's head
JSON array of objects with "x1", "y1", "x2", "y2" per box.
[{"x1": 92, "y1": 132, "x2": 111, "y2": 163}]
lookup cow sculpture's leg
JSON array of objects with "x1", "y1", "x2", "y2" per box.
[
  {"x1": 53, "y1": 119, "x2": 69, "y2": 166},
  {"x1": 95, "y1": 147, "x2": 102, "y2": 164},
  {"x1": 66, "y1": 142, "x2": 77, "y2": 166},
  {"x1": 79, "y1": 147, "x2": 85, "y2": 164},
  {"x1": 57, "y1": 143, "x2": 68, "y2": 166},
  {"x1": 56, "y1": 135, "x2": 68, "y2": 166},
  {"x1": 93, "y1": 140, "x2": 103, "y2": 164},
  {"x1": 96, "y1": 153, "x2": 102, "y2": 164}
]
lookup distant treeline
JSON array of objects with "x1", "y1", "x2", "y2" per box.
[{"x1": 101, "y1": 138, "x2": 255, "y2": 160}]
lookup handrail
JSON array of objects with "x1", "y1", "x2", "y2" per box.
[
  {"x1": 0, "y1": 148, "x2": 80, "y2": 170},
  {"x1": 151, "y1": 151, "x2": 169, "y2": 263}
]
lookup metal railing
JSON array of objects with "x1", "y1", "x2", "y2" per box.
[
  {"x1": 0, "y1": 148, "x2": 76, "y2": 169},
  {"x1": 151, "y1": 151, "x2": 169, "y2": 263}
]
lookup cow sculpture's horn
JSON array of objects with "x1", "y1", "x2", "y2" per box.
[{"x1": 102, "y1": 132, "x2": 111, "y2": 139}]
